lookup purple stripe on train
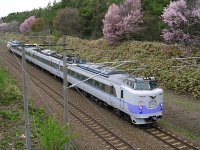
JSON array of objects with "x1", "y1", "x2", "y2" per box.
[{"x1": 127, "y1": 102, "x2": 163, "y2": 114}]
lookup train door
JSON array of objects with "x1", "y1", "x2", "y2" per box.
[
  {"x1": 55, "y1": 61, "x2": 60, "y2": 77},
  {"x1": 120, "y1": 87, "x2": 124, "y2": 109},
  {"x1": 57, "y1": 60, "x2": 61, "y2": 77},
  {"x1": 51, "y1": 60, "x2": 60, "y2": 77},
  {"x1": 109, "y1": 84, "x2": 113, "y2": 105},
  {"x1": 59, "y1": 60, "x2": 63, "y2": 78}
]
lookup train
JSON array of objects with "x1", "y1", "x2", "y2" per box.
[{"x1": 7, "y1": 39, "x2": 164, "y2": 125}]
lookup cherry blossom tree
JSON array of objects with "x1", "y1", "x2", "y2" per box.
[
  {"x1": 103, "y1": 0, "x2": 142, "y2": 44},
  {"x1": 19, "y1": 16, "x2": 36, "y2": 32},
  {"x1": 0, "y1": 23, "x2": 8, "y2": 31},
  {"x1": 103, "y1": 4, "x2": 122, "y2": 44},
  {"x1": 161, "y1": 0, "x2": 200, "y2": 45},
  {"x1": 0, "y1": 21, "x2": 19, "y2": 32}
]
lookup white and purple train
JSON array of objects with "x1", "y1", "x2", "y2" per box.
[{"x1": 7, "y1": 40, "x2": 163, "y2": 124}]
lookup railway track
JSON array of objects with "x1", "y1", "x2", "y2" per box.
[
  {"x1": 143, "y1": 125, "x2": 199, "y2": 150},
  {"x1": 0, "y1": 46, "x2": 136, "y2": 150}
]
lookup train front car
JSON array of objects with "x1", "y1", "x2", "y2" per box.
[
  {"x1": 122, "y1": 77, "x2": 163, "y2": 124},
  {"x1": 7, "y1": 39, "x2": 20, "y2": 51}
]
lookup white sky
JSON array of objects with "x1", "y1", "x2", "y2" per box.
[{"x1": 0, "y1": 0, "x2": 58, "y2": 18}]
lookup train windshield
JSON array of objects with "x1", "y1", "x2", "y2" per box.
[
  {"x1": 134, "y1": 81, "x2": 158, "y2": 90},
  {"x1": 124, "y1": 78, "x2": 158, "y2": 90},
  {"x1": 134, "y1": 82, "x2": 150, "y2": 90}
]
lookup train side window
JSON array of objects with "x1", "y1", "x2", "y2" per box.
[
  {"x1": 121, "y1": 90, "x2": 124, "y2": 99},
  {"x1": 47, "y1": 60, "x2": 51, "y2": 65},
  {"x1": 87, "y1": 79, "x2": 93, "y2": 85},
  {"x1": 94, "y1": 80, "x2": 100, "y2": 88},
  {"x1": 112, "y1": 86, "x2": 117, "y2": 96},
  {"x1": 100, "y1": 83, "x2": 105, "y2": 91},
  {"x1": 35, "y1": 55, "x2": 39, "y2": 60},
  {"x1": 60, "y1": 66, "x2": 63, "y2": 72},
  {"x1": 76, "y1": 73, "x2": 81, "y2": 79},
  {"x1": 25, "y1": 51, "x2": 29, "y2": 56},
  {"x1": 42, "y1": 58, "x2": 45, "y2": 63},
  {"x1": 81, "y1": 75, "x2": 87, "y2": 81},
  {"x1": 107, "y1": 85, "x2": 117, "y2": 97},
  {"x1": 17, "y1": 47, "x2": 21, "y2": 52},
  {"x1": 67, "y1": 69, "x2": 70, "y2": 74},
  {"x1": 71, "y1": 70, "x2": 75, "y2": 76},
  {"x1": 55, "y1": 63, "x2": 59, "y2": 69},
  {"x1": 38, "y1": 56, "x2": 42, "y2": 61},
  {"x1": 105, "y1": 85, "x2": 110, "y2": 94}
]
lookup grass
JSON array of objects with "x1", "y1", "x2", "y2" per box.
[
  {"x1": 159, "y1": 119, "x2": 200, "y2": 140},
  {"x1": 0, "y1": 63, "x2": 77, "y2": 149}
]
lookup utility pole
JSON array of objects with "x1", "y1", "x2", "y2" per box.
[
  {"x1": 63, "y1": 35, "x2": 70, "y2": 150},
  {"x1": 22, "y1": 43, "x2": 31, "y2": 150},
  {"x1": 48, "y1": 29, "x2": 51, "y2": 44}
]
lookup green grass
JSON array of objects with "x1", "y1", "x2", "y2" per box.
[
  {"x1": 0, "y1": 66, "x2": 22, "y2": 105},
  {"x1": 0, "y1": 63, "x2": 77, "y2": 149},
  {"x1": 38, "y1": 116, "x2": 77, "y2": 150},
  {"x1": 159, "y1": 119, "x2": 200, "y2": 140}
]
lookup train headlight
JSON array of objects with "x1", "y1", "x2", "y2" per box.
[
  {"x1": 139, "y1": 106, "x2": 143, "y2": 110},
  {"x1": 160, "y1": 103, "x2": 163, "y2": 110}
]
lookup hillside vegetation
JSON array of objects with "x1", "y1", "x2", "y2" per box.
[{"x1": 65, "y1": 37, "x2": 200, "y2": 99}]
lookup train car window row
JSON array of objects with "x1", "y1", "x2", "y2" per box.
[
  {"x1": 52, "y1": 62, "x2": 59, "y2": 70},
  {"x1": 32, "y1": 54, "x2": 49, "y2": 66},
  {"x1": 25, "y1": 51, "x2": 30, "y2": 56},
  {"x1": 67, "y1": 69, "x2": 116, "y2": 96},
  {"x1": 16, "y1": 47, "x2": 22, "y2": 52}
]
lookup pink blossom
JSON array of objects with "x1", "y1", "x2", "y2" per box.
[
  {"x1": 19, "y1": 16, "x2": 36, "y2": 32},
  {"x1": 103, "y1": 0, "x2": 142, "y2": 44},
  {"x1": 161, "y1": 0, "x2": 200, "y2": 45}
]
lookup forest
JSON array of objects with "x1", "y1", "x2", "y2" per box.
[{"x1": 0, "y1": 0, "x2": 199, "y2": 46}]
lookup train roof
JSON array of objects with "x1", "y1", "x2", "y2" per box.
[
  {"x1": 77, "y1": 63, "x2": 127, "y2": 78},
  {"x1": 41, "y1": 49, "x2": 57, "y2": 56},
  {"x1": 7, "y1": 39, "x2": 20, "y2": 46},
  {"x1": 77, "y1": 63, "x2": 156, "y2": 85}
]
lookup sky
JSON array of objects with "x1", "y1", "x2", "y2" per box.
[{"x1": 0, "y1": 0, "x2": 57, "y2": 18}]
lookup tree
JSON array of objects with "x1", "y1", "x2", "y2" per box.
[
  {"x1": 19, "y1": 16, "x2": 36, "y2": 32},
  {"x1": 103, "y1": 4, "x2": 121, "y2": 44},
  {"x1": 161, "y1": 0, "x2": 200, "y2": 45},
  {"x1": 108, "y1": 0, "x2": 123, "y2": 5},
  {"x1": 53, "y1": 7, "x2": 83, "y2": 37},
  {"x1": 78, "y1": 0, "x2": 113, "y2": 39},
  {"x1": 142, "y1": 0, "x2": 170, "y2": 15},
  {"x1": 0, "y1": 23, "x2": 8, "y2": 32},
  {"x1": 30, "y1": 18, "x2": 46, "y2": 32},
  {"x1": 0, "y1": 21, "x2": 19, "y2": 32},
  {"x1": 103, "y1": 0, "x2": 142, "y2": 44}
]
